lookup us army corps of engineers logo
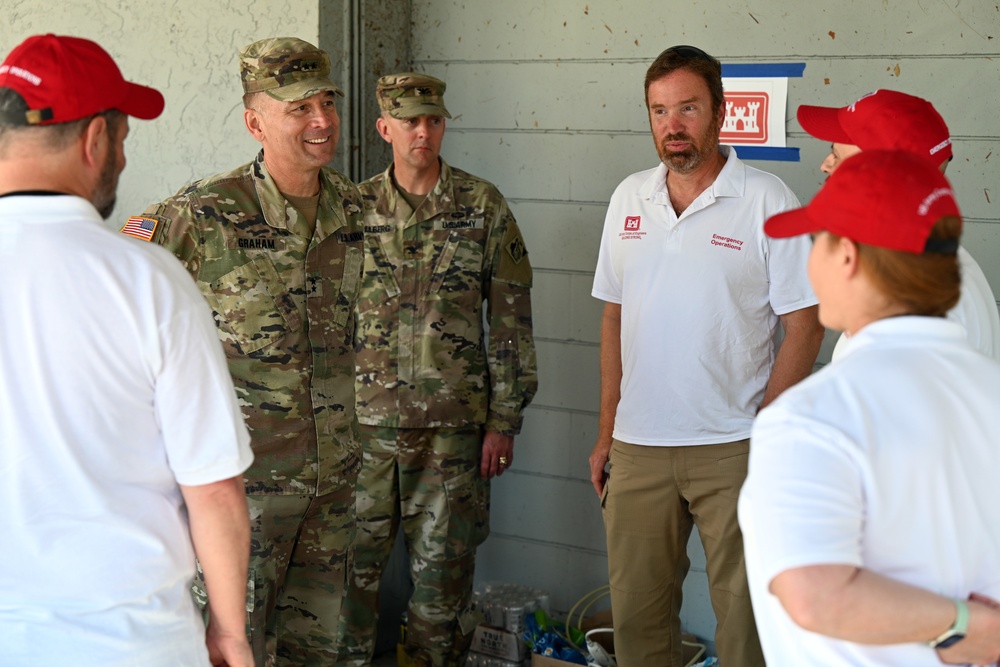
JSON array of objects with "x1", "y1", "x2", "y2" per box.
[{"x1": 619, "y1": 215, "x2": 646, "y2": 240}]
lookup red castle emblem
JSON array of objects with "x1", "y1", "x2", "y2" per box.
[{"x1": 719, "y1": 93, "x2": 770, "y2": 144}]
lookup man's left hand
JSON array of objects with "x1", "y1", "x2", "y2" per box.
[{"x1": 481, "y1": 431, "x2": 514, "y2": 479}]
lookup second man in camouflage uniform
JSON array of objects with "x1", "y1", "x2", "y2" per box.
[
  {"x1": 121, "y1": 37, "x2": 365, "y2": 667},
  {"x1": 336, "y1": 73, "x2": 538, "y2": 666}
]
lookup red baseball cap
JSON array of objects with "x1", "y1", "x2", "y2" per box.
[
  {"x1": 0, "y1": 34, "x2": 164, "y2": 125},
  {"x1": 765, "y1": 150, "x2": 961, "y2": 254},
  {"x1": 797, "y1": 89, "x2": 953, "y2": 165}
]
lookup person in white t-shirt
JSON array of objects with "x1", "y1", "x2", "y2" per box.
[
  {"x1": 739, "y1": 149, "x2": 1000, "y2": 666},
  {"x1": 589, "y1": 44, "x2": 824, "y2": 666},
  {"x1": 0, "y1": 35, "x2": 255, "y2": 667},
  {"x1": 797, "y1": 88, "x2": 1000, "y2": 361}
]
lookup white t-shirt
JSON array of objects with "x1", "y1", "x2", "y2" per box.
[
  {"x1": 739, "y1": 316, "x2": 1000, "y2": 666},
  {"x1": 592, "y1": 147, "x2": 816, "y2": 445},
  {"x1": 0, "y1": 195, "x2": 254, "y2": 667},
  {"x1": 832, "y1": 246, "x2": 1000, "y2": 361}
]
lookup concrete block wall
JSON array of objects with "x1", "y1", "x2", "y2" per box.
[
  {"x1": 409, "y1": 0, "x2": 1000, "y2": 651},
  {"x1": 1, "y1": 0, "x2": 323, "y2": 222}
]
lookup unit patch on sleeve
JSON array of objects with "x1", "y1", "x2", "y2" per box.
[
  {"x1": 506, "y1": 236, "x2": 527, "y2": 264},
  {"x1": 119, "y1": 216, "x2": 159, "y2": 242},
  {"x1": 497, "y1": 222, "x2": 532, "y2": 287}
]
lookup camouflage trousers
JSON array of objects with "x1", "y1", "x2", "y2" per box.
[
  {"x1": 336, "y1": 425, "x2": 490, "y2": 667},
  {"x1": 195, "y1": 482, "x2": 356, "y2": 667}
]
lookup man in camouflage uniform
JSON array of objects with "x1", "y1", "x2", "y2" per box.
[
  {"x1": 335, "y1": 73, "x2": 537, "y2": 666},
  {"x1": 120, "y1": 37, "x2": 364, "y2": 667}
]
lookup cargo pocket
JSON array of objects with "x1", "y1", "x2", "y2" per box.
[
  {"x1": 209, "y1": 257, "x2": 301, "y2": 355},
  {"x1": 440, "y1": 468, "x2": 491, "y2": 561},
  {"x1": 246, "y1": 569, "x2": 266, "y2": 661}
]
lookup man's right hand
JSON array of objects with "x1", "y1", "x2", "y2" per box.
[
  {"x1": 589, "y1": 439, "x2": 612, "y2": 497},
  {"x1": 206, "y1": 626, "x2": 254, "y2": 667}
]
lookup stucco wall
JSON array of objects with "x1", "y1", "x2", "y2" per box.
[{"x1": 2, "y1": 0, "x2": 321, "y2": 224}]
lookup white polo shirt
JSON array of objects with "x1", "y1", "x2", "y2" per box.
[
  {"x1": 592, "y1": 147, "x2": 816, "y2": 445},
  {"x1": 740, "y1": 316, "x2": 1000, "y2": 666},
  {"x1": 833, "y1": 246, "x2": 1000, "y2": 361},
  {"x1": 0, "y1": 195, "x2": 254, "y2": 667}
]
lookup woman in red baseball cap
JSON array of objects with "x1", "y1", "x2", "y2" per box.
[{"x1": 738, "y1": 149, "x2": 1000, "y2": 666}]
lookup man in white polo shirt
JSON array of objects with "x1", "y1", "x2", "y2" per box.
[
  {"x1": 0, "y1": 34, "x2": 254, "y2": 667},
  {"x1": 797, "y1": 88, "x2": 1000, "y2": 361},
  {"x1": 589, "y1": 45, "x2": 824, "y2": 666}
]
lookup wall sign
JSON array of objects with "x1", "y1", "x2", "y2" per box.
[{"x1": 721, "y1": 63, "x2": 805, "y2": 162}]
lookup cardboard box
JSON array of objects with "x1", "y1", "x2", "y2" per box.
[
  {"x1": 470, "y1": 624, "x2": 527, "y2": 662},
  {"x1": 529, "y1": 620, "x2": 704, "y2": 667},
  {"x1": 524, "y1": 609, "x2": 613, "y2": 666}
]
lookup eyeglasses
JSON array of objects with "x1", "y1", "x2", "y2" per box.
[{"x1": 657, "y1": 45, "x2": 715, "y2": 63}]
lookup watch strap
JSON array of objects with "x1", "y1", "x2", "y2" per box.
[{"x1": 928, "y1": 598, "x2": 969, "y2": 648}]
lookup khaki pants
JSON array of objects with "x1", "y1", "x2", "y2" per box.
[{"x1": 602, "y1": 439, "x2": 764, "y2": 667}]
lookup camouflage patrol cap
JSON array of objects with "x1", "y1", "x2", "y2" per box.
[
  {"x1": 376, "y1": 72, "x2": 451, "y2": 119},
  {"x1": 239, "y1": 37, "x2": 343, "y2": 102}
]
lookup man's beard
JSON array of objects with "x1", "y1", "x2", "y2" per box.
[
  {"x1": 92, "y1": 140, "x2": 120, "y2": 220},
  {"x1": 657, "y1": 115, "x2": 721, "y2": 174}
]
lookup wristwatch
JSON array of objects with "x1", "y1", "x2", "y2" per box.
[{"x1": 928, "y1": 599, "x2": 968, "y2": 649}]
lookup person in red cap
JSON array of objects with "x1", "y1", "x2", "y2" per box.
[
  {"x1": 738, "y1": 149, "x2": 1000, "y2": 666},
  {"x1": 797, "y1": 88, "x2": 1000, "y2": 361},
  {"x1": 0, "y1": 34, "x2": 255, "y2": 667}
]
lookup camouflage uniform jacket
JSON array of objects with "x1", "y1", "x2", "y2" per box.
[
  {"x1": 135, "y1": 150, "x2": 365, "y2": 496},
  {"x1": 355, "y1": 159, "x2": 537, "y2": 434}
]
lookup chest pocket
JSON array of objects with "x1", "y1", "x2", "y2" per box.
[
  {"x1": 429, "y1": 231, "x2": 485, "y2": 302},
  {"x1": 356, "y1": 235, "x2": 401, "y2": 314},
  {"x1": 208, "y1": 256, "x2": 302, "y2": 355},
  {"x1": 330, "y1": 245, "x2": 365, "y2": 327}
]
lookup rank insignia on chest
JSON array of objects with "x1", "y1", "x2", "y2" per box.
[
  {"x1": 506, "y1": 236, "x2": 527, "y2": 264},
  {"x1": 120, "y1": 216, "x2": 159, "y2": 242}
]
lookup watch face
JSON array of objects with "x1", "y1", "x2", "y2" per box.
[{"x1": 935, "y1": 633, "x2": 966, "y2": 649}]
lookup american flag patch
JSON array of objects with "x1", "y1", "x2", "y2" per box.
[{"x1": 120, "y1": 215, "x2": 159, "y2": 242}]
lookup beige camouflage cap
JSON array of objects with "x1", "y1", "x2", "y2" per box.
[
  {"x1": 376, "y1": 72, "x2": 451, "y2": 119},
  {"x1": 239, "y1": 37, "x2": 343, "y2": 102}
]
